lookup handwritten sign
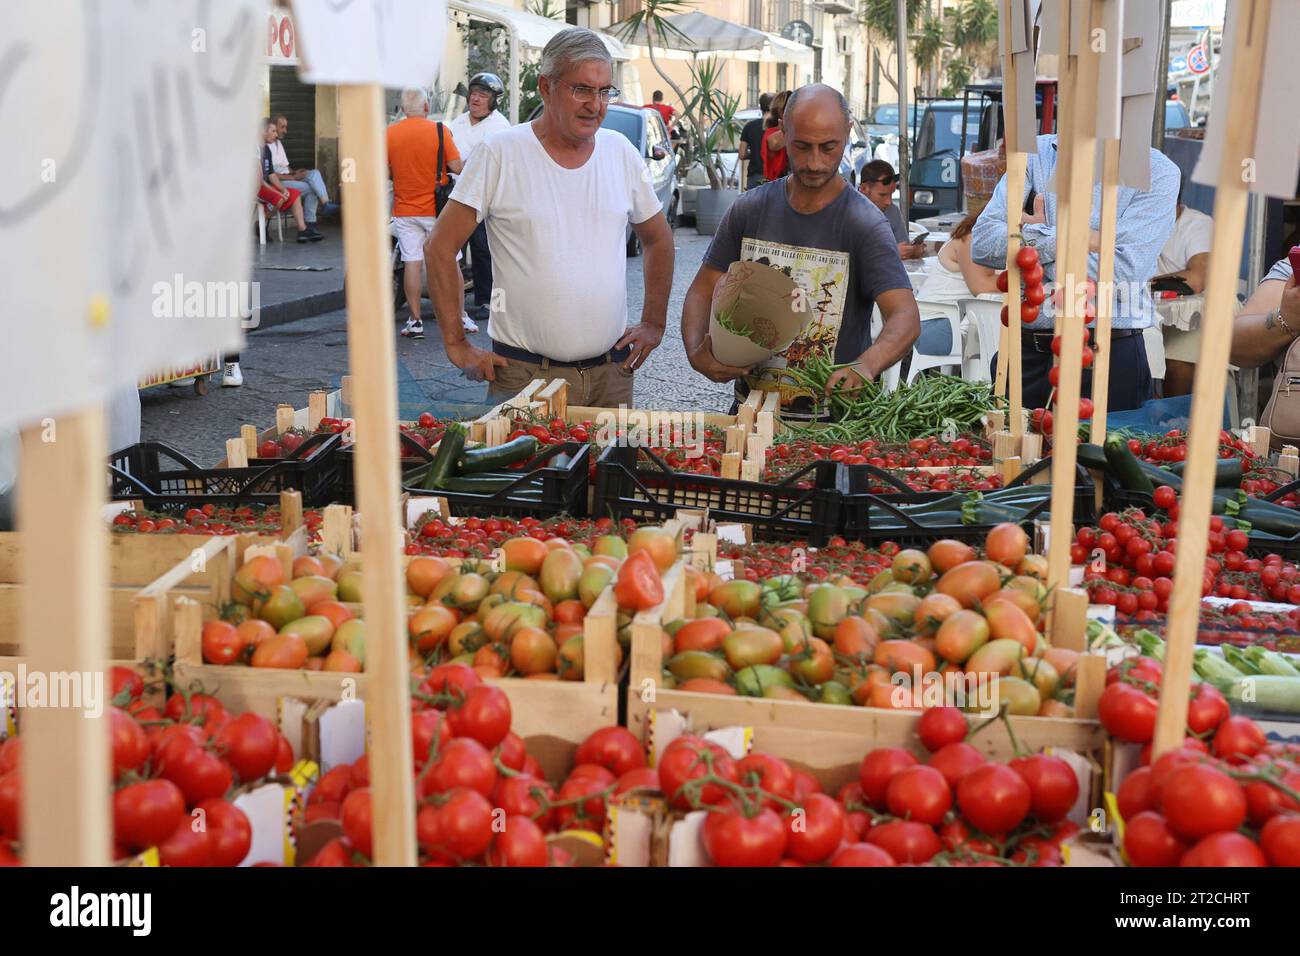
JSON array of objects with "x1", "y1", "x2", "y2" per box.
[
  {"x1": 292, "y1": 0, "x2": 448, "y2": 88},
  {"x1": 1194, "y1": 1, "x2": 1300, "y2": 199},
  {"x1": 0, "y1": 0, "x2": 258, "y2": 432}
]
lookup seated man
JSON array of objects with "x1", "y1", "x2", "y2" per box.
[
  {"x1": 858, "y1": 160, "x2": 925, "y2": 261},
  {"x1": 272, "y1": 114, "x2": 339, "y2": 228},
  {"x1": 259, "y1": 119, "x2": 318, "y2": 243}
]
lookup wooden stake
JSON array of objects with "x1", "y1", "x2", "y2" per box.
[
  {"x1": 1004, "y1": 146, "x2": 1027, "y2": 438},
  {"x1": 1089, "y1": 139, "x2": 1121, "y2": 442},
  {"x1": 724, "y1": 425, "x2": 747, "y2": 454},
  {"x1": 1074, "y1": 653, "x2": 1108, "y2": 719},
  {"x1": 746, "y1": 434, "x2": 768, "y2": 467},
  {"x1": 1019, "y1": 432, "x2": 1042, "y2": 463},
  {"x1": 18, "y1": 410, "x2": 111, "y2": 865},
  {"x1": 537, "y1": 379, "x2": 568, "y2": 418},
  {"x1": 341, "y1": 374, "x2": 354, "y2": 411},
  {"x1": 242, "y1": 424, "x2": 259, "y2": 460},
  {"x1": 755, "y1": 410, "x2": 775, "y2": 444},
  {"x1": 225, "y1": 438, "x2": 249, "y2": 469},
  {"x1": 1000, "y1": 455, "x2": 1022, "y2": 485},
  {"x1": 338, "y1": 83, "x2": 415, "y2": 865},
  {"x1": 1050, "y1": 587, "x2": 1090, "y2": 652},
  {"x1": 322, "y1": 504, "x2": 354, "y2": 557},
  {"x1": 1045, "y1": 0, "x2": 1100, "y2": 598},
  {"x1": 1153, "y1": 0, "x2": 1271, "y2": 761},
  {"x1": 721, "y1": 452, "x2": 741, "y2": 479},
  {"x1": 279, "y1": 490, "x2": 303, "y2": 536},
  {"x1": 992, "y1": 430, "x2": 1019, "y2": 461},
  {"x1": 1248, "y1": 424, "x2": 1272, "y2": 457},
  {"x1": 1279, "y1": 446, "x2": 1299, "y2": 478},
  {"x1": 308, "y1": 391, "x2": 329, "y2": 431},
  {"x1": 276, "y1": 404, "x2": 295, "y2": 436},
  {"x1": 985, "y1": 410, "x2": 1006, "y2": 434}
]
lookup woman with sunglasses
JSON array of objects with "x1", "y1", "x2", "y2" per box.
[{"x1": 858, "y1": 159, "x2": 925, "y2": 261}]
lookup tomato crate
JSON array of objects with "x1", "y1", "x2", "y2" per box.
[
  {"x1": 0, "y1": 533, "x2": 239, "y2": 709},
  {"x1": 627, "y1": 563, "x2": 1107, "y2": 795},
  {"x1": 593, "y1": 444, "x2": 841, "y2": 546},
  {"x1": 336, "y1": 430, "x2": 437, "y2": 507},
  {"x1": 1102, "y1": 486, "x2": 1300, "y2": 560},
  {"x1": 109, "y1": 433, "x2": 345, "y2": 509},
  {"x1": 167, "y1": 543, "x2": 622, "y2": 781},
  {"x1": 401, "y1": 440, "x2": 590, "y2": 520},
  {"x1": 837, "y1": 457, "x2": 1096, "y2": 543}
]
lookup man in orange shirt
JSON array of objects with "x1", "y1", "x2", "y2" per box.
[{"x1": 387, "y1": 88, "x2": 468, "y2": 340}]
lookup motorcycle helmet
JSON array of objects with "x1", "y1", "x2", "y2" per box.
[{"x1": 468, "y1": 72, "x2": 505, "y2": 109}]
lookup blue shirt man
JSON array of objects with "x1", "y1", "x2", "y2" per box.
[{"x1": 971, "y1": 134, "x2": 1179, "y2": 411}]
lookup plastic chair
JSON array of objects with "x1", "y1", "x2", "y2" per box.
[
  {"x1": 255, "y1": 203, "x2": 287, "y2": 244},
  {"x1": 958, "y1": 297, "x2": 1003, "y2": 383},
  {"x1": 906, "y1": 299, "x2": 964, "y2": 383},
  {"x1": 870, "y1": 304, "x2": 901, "y2": 392}
]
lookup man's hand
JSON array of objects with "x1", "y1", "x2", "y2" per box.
[
  {"x1": 615, "y1": 322, "x2": 664, "y2": 371},
  {"x1": 447, "y1": 340, "x2": 508, "y2": 382},
  {"x1": 1282, "y1": 273, "x2": 1300, "y2": 332},
  {"x1": 687, "y1": 334, "x2": 751, "y2": 383},
  {"x1": 1023, "y1": 192, "x2": 1047, "y2": 226},
  {"x1": 825, "y1": 361, "x2": 874, "y2": 395}
]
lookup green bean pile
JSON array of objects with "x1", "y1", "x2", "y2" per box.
[{"x1": 777, "y1": 358, "x2": 1001, "y2": 443}]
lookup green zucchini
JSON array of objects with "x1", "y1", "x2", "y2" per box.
[
  {"x1": 436, "y1": 475, "x2": 541, "y2": 494},
  {"x1": 1169, "y1": 456, "x2": 1243, "y2": 488},
  {"x1": 457, "y1": 435, "x2": 538, "y2": 475},
  {"x1": 1222, "y1": 675, "x2": 1300, "y2": 715},
  {"x1": 1134, "y1": 458, "x2": 1181, "y2": 492},
  {"x1": 1076, "y1": 443, "x2": 1111, "y2": 473},
  {"x1": 1233, "y1": 505, "x2": 1300, "y2": 537},
  {"x1": 422, "y1": 422, "x2": 466, "y2": 490},
  {"x1": 1104, "y1": 434, "x2": 1154, "y2": 494}
]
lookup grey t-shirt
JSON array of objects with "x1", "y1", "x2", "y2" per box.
[
  {"x1": 1265, "y1": 257, "x2": 1294, "y2": 283},
  {"x1": 882, "y1": 202, "x2": 909, "y2": 244},
  {"x1": 703, "y1": 179, "x2": 912, "y2": 419}
]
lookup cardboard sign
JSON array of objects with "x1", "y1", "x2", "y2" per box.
[
  {"x1": 0, "y1": 0, "x2": 257, "y2": 432},
  {"x1": 292, "y1": 0, "x2": 448, "y2": 88},
  {"x1": 1194, "y1": 1, "x2": 1300, "y2": 198}
]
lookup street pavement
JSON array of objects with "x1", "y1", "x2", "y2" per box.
[{"x1": 141, "y1": 225, "x2": 732, "y2": 464}]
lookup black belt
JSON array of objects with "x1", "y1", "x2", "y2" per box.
[
  {"x1": 1022, "y1": 327, "x2": 1143, "y2": 352},
  {"x1": 492, "y1": 340, "x2": 632, "y2": 371}
]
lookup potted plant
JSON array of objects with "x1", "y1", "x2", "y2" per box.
[{"x1": 684, "y1": 56, "x2": 742, "y2": 236}]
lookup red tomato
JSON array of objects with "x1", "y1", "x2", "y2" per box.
[
  {"x1": 916, "y1": 707, "x2": 968, "y2": 753},
  {"x1": 736, "y1": 753, "x2": 796, "y2": 812},
  {"x1": 447, "y1": 685, "x2": 512, "y2": 750},
  {"x1": 1097, "y1": 682, "x2": 1159, "y2": 743},
  {"x1": 114, "y1": 780, "x2": 186, "y2": 851},
  {"x1": 109, "y1": 707, "x2": 149, "y2": 778},
  {"x1": 1213, "y1": 717, "x2": 1266, "y2": 763},
  {"x1": 574, "y1": 726, "x2": 646, "y2": 777},
  {"x1": 493, "y1": 775, "x2": 556, "y2": 831},
  {"x1": 885, "y1": 766, "x2": 952, "y2": 826},
  {"x1": 1009, "y1": 754, "x2": 1079, "y2": 823},
  {"x1": 927, "y1": 741, "x2": 987, "y2": 788},
  {"x1": 487, "y1": 815, "x2": 548, "y2": 867},
  {"x1": 1116, "y1": 767, "x2": 1154, "y2": 821},
  {"x1": 214, "y1": 712, "x2": 279, "y2": 783},
  {"x1": 657, "y1": 736, "x2": 738, "y2": 810},
  {"x1": 1160, "y1": 764, "x2": 1246, "y2": 841},
  {"x1": 859, "y1": 747, "x2": 919, "y2": 808},
  {"x1": 425, "y1": 787, "x2": 494, "y2": 862},
  {"x1": 1123, "y1": 811, "x2": 1187, "y2": 866},
  {"x1": 411, "y1": 710, "x2": 452, "y2": 767},
  {"x1": 1180, "y1": 831, "x2": 1267, "y2": 867},
  {"x1": 702, "y1": 809, "x2": 788, "y2": 866},
  {"x1": 420, "y1": 737, "x2": 497, "y2": 798},
  {"x1": 830, "y1": 842, "x2": 896, "y2": 866},
  {"x1": 956, "y1": 764, "x2": 1031, "y2": 835},
  {"x1": 158, "y1": 816, "x2": 212, "y2": 867},
  {"x1": 866, "y1": 820, "x2": 942, "y2": 863},
  {"x1": 1261, "y1": 814, "x2": 1300, "y2": 867},
  {"x1": 783, "y1": 793, "x2": 845, "y2": 864},
  {"x1": 340, "y1": 788, "x2": 374, "y2": 859},
  {"x1": 1185, "y1": 683, "x2": 1230, "y2": 736}
]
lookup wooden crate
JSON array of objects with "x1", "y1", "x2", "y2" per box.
[
  {"x1": 0, "y1": 535, "x2": 238, "y2": 710},
  {"x1": 169, "y1": 544, "x2": 623, "y2": 780},
  {"x1": 626, "y1": 563, "x2": 1107, "y2": 793}
]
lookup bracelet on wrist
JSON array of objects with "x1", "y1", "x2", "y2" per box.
[{"x1": 1275, "y1": 308, "x2": 1300, "y2": 340}]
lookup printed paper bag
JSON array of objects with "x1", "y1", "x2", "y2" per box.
[{"x1": 708, "y1": 260, "x2": 809, "y2": 367}]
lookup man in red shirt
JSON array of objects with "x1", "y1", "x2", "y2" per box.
[{"x1": 644, "y1": 90, "x2": 675, "y2": 132}]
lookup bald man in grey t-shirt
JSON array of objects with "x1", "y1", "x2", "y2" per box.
[{"x1": 1230, "y1": 256, "x2": 1300, "y2": 370}]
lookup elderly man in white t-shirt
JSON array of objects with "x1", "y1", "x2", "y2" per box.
[
  {"x1": 449, "y1": 73, "x2": 511, "y2": 323},
  {"x1": 272, "y1": 115, "x2": 339, "y2": 228},
  {"x1": 426, "y1": 28, "x2": 674, "y2": 406}
]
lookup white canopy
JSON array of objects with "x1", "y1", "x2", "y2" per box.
[{"x1": 456, "y1": 0, "x2": 628, "y2": 59}]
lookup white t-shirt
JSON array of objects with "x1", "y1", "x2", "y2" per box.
[
  {"x1": 448, "y1": 110, "x2": 509, "y2": 164},
  {"x1": 1155, "y1": 205, "x2": 1213, "y2": 276},
  {"x1": 450, "y1": 123, "x2": 662, "y2": 361},
  {"x1": 270, "y1": 139, "x2": 291, "y2": 175}
]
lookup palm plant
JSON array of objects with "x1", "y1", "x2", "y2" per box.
[
  {"x1": 954, "y1": 0, "x2": 998, "y2": 75},
  {"x1": 860, "y1": 0, "x2": 926, "y2": 95},
  {"x1": 912, "y1": 12, "x2": 946, "y2": 96},
  {"x1": 685, "y1": 57, "x2": 742, "y2": 188},
  {"x1": 609, "y1": 0, "x2": 723, "y2": 186}
]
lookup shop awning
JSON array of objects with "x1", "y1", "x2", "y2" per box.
[
  {"x1": 452, "y1": 0, "x2": 629, "y2": 60},
  {"x1": 608, "y1": 12, "x2": 813, "y2": 66}
]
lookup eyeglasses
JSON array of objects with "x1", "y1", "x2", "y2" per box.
[{"x1": 555, "y1": 80, "x2": 620, "y2": 105}]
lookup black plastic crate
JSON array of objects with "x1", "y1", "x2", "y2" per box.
[
  {"x1": 402, "y1": 440, "x2": 589, "y2": 519},
  {"x1": 593, "y1": 444, "x2": 841, "y2": 545},
  {"x1": 838, "y1": 457, "x2": 1096, "y2": 543},
  {"x1": 337, "y1": 430, "x2": 438, "y2": 506},
  {"x1": 108, "y1": 433, "x2": 344, "y2": 509}
]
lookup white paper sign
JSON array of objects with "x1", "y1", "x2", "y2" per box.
[
  {"x1": 1095, "y1": 0, "x2": 1124, "y2": 142},
  {"x1": 0, "y1": 0, "x2": 258, "y2": 432},
  {"x1": 319, "y1": 697, "x2": 367, "y2": 772},
  {"x1": 1194, "y1": 2, "x2": 1300, "y2": 198},
  {"x1": 234, "y1": 782, "x2": 290, "y2": 867},
  {"x1": 293, "y1": 0, "x2": 448, "y2": 89}
]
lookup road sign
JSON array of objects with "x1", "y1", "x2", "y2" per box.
[
  {"x1": 1169, "y1": 54, "x2": 1188, "y2": 74},
  {"x1": 780, "y1": 20, "x2": 813, "y2": 47},
  {"x1": 1188, "y1": 44, "x2": 1211, "y2": 75}
]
